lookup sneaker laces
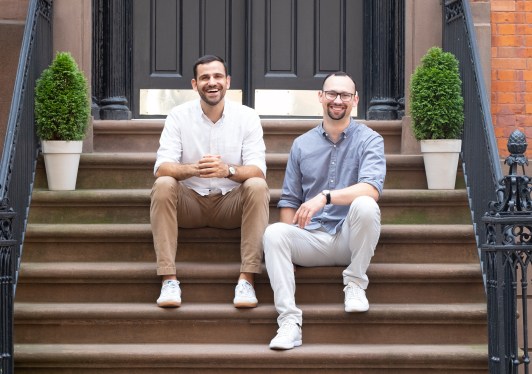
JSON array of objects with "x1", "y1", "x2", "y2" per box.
[
  {"x1": 277, "y1": 320, "x2": 299, "y2": 336},
  {"x1": 162, "y1": 280, "x2": 180, "y2": 294},
  {"x1": 235, "y1": 280, "x2": 255, "y2": 297},
  {"x1": 344, "y1": 282, "x2": 364, "y2": 301}
]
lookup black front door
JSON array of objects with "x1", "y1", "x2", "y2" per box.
[{"x1": 132, "y1": 0, "x2": 365, "y2": 118}]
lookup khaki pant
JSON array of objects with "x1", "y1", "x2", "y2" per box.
[{"x1": 150, "y1": 176, "x2": 270, "y2": 275}]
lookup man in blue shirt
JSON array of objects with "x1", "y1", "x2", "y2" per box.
[{"x1": 264, "y1": 72, "x2": 386, "y2": 350}]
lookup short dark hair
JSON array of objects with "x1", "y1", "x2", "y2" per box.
[
  {"x1": 322, "y1": 71, "x2": 357, "y2": 91},
  {"x1": 193, "y1": 55, "x2": 228, "y2": 79}
]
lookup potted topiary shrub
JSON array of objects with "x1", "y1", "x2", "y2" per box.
[
  {"x1": 410, "y1": 46, "x2": 464, "y2": 189},
  {"x1": 35, "y1": 51, "x2": 90, "y2": 190}
]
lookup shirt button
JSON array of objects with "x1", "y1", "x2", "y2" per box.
[{"x1": 330, "y1": 179, "x2": 334, "y2": 183}]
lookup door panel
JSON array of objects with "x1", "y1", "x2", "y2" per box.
[{"x1": 133, "y1": 0, "x2": 246, "y2": 117}]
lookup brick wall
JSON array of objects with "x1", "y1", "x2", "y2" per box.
[{"x1": 491, "y1": 0, "x2": 532, "y2": 156}]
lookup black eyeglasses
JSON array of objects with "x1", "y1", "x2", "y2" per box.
[{"x1": 323, "y1": 91, "x2": 355, "y2": 102}]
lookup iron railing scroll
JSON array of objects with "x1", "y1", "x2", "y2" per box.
[
  {"x1": 0, "y1": 1, "x2": 53, "y2": 373},
  {"x1": 482, "y1": 129, "x2": 532, "y2": 374}
]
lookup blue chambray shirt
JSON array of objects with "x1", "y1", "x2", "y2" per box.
[{"x1": 278, "y1": 119, "x2": 386, "y2": 234}]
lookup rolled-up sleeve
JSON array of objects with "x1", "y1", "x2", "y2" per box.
[
  {"x1": 278, "y1": 143, "x2": 303, "y2": 209},
  {"x1": 154, "y1": 111, "x2": 182, "y2": 175},
  {"x1": 241, "y1": 111, "x2": 267, "y2": 176},
  {"x1": 358, "y1": 134, "x2": 386, "y2": 196}
]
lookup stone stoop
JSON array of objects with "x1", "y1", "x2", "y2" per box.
[{"x1": 13, "y1": 119, "x2": 488, "y2": 373}]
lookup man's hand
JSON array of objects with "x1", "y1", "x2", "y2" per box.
[
  {"x1": 198, "y1": 154, "x2": 228, "y2": 178},
  {"x1": 293, "y1": 193, "x2": 327, "y2": 228}
]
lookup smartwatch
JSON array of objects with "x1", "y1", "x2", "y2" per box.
[{"x1": 321, "y1": 190, "x2": 331, "y2": 205}]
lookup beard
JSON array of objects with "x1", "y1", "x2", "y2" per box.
[
  {"x1": 326, "y1": 104, "x2": 348, "y2": 120},
  {"x1": 198, "y1": 84, "x2": 226, "y2": 106}
]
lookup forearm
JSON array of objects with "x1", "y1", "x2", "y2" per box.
[
  {"x1": 228, "y1": 164, "x2": 265, "y2": 183},
  {"x1": 329, "y1": 182, "x2": 380, "y2": 205},
  {"x1": 155, "y1": 162, "x2": 199, "y2": 180},
  {"x1": 279, "y1": 207, "x2": 297, "y2": 224}
]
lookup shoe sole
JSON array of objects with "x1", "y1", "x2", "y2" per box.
[
  {"x1": 233, "y1": 300, "x2": 258, "y2": 308},
  {"x1": 269, "y1": 340, "x2": 302, "y2": 350},
  {"x1": 345, "y1": 305, "x2": 369, "y2": 313},
  {"x1": 157, "y1": 300, "x2": 181, "y2": 308}
]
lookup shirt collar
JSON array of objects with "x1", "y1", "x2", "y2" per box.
[
  {"x1": 319, "y1": 118, "x2": 356, "y2": 139},
  {"x1": 195, "y1": 99, "x2": 227, "y2": 124}
]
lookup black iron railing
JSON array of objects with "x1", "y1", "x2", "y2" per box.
[
  {"x1": 482, "y1": 129, "x2": 531, "y2": 374},
  {"x1": 0, "y1": 1, "x2": 53, "y2": 373}
]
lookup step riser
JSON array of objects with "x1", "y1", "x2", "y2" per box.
[
  {"x1": 14, "y1": 322, "x2": 486, "y2": 345},
  {"x1": 34, "y1": 163, "x2": 442, "y2": 190},
  {"x1": 27, "y1": 200, "x2": 472, "y2": 225},
  {"x1": 91, "y1": 120, "x2": 403, "y2": 155},
  {"x1": 20, "y1": 240, "x2": 479, "y2": 264},
  {"x1": 15, "y1": 282, "x2": 485, "y2": 304}
]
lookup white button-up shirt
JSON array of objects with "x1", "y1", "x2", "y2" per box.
[{"x1": 154, "y1": 99, "x2": 267, "y2": 196}]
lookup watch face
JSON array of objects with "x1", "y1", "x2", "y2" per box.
[{"x1": 229, "y1": 166, "x2": 236, "y2": 175}]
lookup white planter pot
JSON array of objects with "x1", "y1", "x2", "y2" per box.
[
  {"x1": 420, "y1": 139, "x2": 462, "y2": 190},
  {"x1": 41, "y1": 140, "x2": 83, "y2": 191}
]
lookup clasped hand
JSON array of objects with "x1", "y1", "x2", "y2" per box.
[{"x1": 197, "y1": 154, "x2": 227, "y2": 178}]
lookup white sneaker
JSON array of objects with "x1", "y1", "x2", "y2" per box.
[
  {"x1": 157, "y1": 280, "x2": 181, "y2": 307},
  {"x1": 233, "y1": 279, "x2": 258, "y2": 308},
  {"x1": 269, "y1": 320, "x2": 302, "y2": 350},
  {"x1": 344, "y1": 281, "x2": 369, "y2": 312}
]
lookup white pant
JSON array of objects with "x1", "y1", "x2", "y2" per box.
[{"x1": 263, "y1": 196, "x2": 381, "y2": 327}]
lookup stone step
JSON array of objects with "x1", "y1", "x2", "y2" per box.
[
  {"x1": 15, "y1": 262, "x2": 485, "y2": 304},
  {"x1": 34, "y1": 153, "x2": 449, "y2": 190},
  {"x1": 14, "y1": 343, "x2": 488, "y2": 373},
  {"x1": 14, "y1": 302, "x2": 486, "y2": 345},
  {"x1": 92, "y1": 119, "x2": 403, "y2": 154},
  {"x1": 22, "y1": 223, "x2": 478, "y2": 264},
  {"x1": 27, "y1": 188, "x2": 471, "y2": 225}
]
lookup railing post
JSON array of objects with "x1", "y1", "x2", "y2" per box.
[
  {"x1": 482, "y1": 129, "x2": 532, "y2": 374},
  {"x1": 0, "y1": 207, "x2": 17, "y2": 374}
]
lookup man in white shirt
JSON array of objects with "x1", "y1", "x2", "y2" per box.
[{"x1": 151, "y1": 55, "x2": 269, "y2": 308}]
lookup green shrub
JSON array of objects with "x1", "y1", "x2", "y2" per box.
[
  {"x1": 410, "y1": 47, "x2": 464, "y2": 140},
  {"x1": 35, "y1": 51, "x2": 90, "y2": 141}
]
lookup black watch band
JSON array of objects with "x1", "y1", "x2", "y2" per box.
[{"x1": 322, "y1": 190, "x2": 331, "y2": 205}]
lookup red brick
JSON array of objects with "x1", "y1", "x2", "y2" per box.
[
  {"x1": 495, "y1": 114, "x2": 517, "y2": 126},
  {"x1": 496, "y1": 47, "x2": 526, "y2": 58},
  {"x1": 492, "y1": 1, "x2": 517, "y2": 12},
  {"x1": 523, "y1": 1, "x2": 532, "y2": 11},
  {"x1": 492, "y1": 12, "x2": 517, "y2": 23},
  {"x1": 497, "y1": 93, "x2": 516, "y2": 104},
  {"x1": 497, "y1": 24, "x2": 517, "y2": 35},
  {"x1": 497, "y1": 69, "x2": 518, "y2": 80},
  {"x1": 492, "y1": 58, "x2": 527, "y2": 69},
  {"x1": 492, "y1": 80, "x2": 526, "y2": 92},
  {"x1": 492, "y1": 35, "x2": 524, "y2": 47}
]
